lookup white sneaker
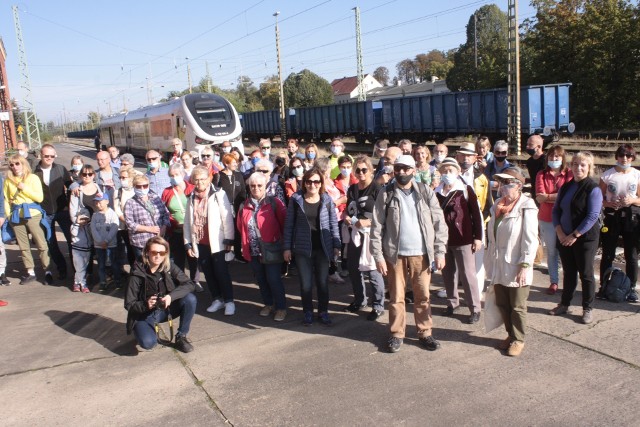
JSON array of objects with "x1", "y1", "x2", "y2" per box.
[
  {"x1": 437, "y1": 289, "x2": 447, "y2": 298},
  {"x1": 206, "y1": 299, "x2": 224, "y2": 313},
  {"x1": 329, "y1": 272, "x2": 345, "y2": 284},
  {"x1": 224, "y1": 302, "x2": 236, "y2": 316}
]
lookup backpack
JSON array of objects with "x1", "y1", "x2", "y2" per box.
[{"x1": 601, "y1": 267, "x2": 631, "y2": 303}]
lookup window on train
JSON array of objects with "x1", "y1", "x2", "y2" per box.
[{"x1": 195, "y1": 105, "x2": 229, "y2": 124}]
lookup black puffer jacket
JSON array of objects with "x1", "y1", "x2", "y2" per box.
[{"x1": 124, "y1": 261, "x2": 195, "y2": 334}]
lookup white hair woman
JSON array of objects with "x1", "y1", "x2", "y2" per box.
[{"x1": 254, "y1": 159, "x2": 285, "y2": 204}]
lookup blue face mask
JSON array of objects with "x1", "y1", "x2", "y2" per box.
[
  {"x1": 251, "y1": 157, "x2": 260, "y2": 166},
  {"x1": 547, "y1": 160, "x2": 562, "y2": 169},
  {"x1": 147, "y1": 162, "x2": 157, "y2": 170},
  {"x1": 71, "y1": 164, "x2": 83, "y2": 172},
  {"x1": 170, "y1": 176, "x2": 184, "y2": 187},
  {"x1": 307, "y1": 152, "x2": 316, "y2": 160},
  {"x1": 617, "y1": 162, "x2": 631, "y2": 170},
  {"x1": 441, "y1": 173, "x2": 457, "y2": 186},
  {"x1": 134, "y1": 188, "x2": 149, "y2": 198}
]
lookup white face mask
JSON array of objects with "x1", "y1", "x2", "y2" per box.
[
  {"x1": 19, "y1": 150, "x2": 27, "y2": 157},
  {"x1": 222, "y1": 146, "x2": 232, "y2": 154},
  {"x1": 434, "y1": 154, "x2": 446, "y2": 163},
  {"x1": 71, "y1": 164, "x2": 83, "y2": 172},
  {"x1": 292, "y1": 166, "x2": 304, "y2": 177},
  {"x1": 214, "y1": 154, "x2": 220, "y2": 163},
  {"x1": 340, "y1": 168, "x2": 352, "y2": 177},
  {"x1": 331, "y1": 146, "x2": 342, "y2": 156},
  {"x1": 261, "y1": 148, "x2": 270, "y2": 156}
]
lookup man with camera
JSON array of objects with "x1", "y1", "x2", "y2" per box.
[{"x1": 125, "y1": 237, "x2": 197, "y2": 353}]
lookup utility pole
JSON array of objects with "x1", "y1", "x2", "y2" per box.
[
  {"x1": 205, "y1": 61, "x2": 212, "y2": 93},
  {"x1": 186, "y1": 57, "x2": 192, "y2": 94},
  {"x1": 473, "y1": 12, "x2": 483, "y2": 89},
  {"x1": 12, "y1": 5, "x2": 41, "y2": 150},
  {"x1": 353, "y1": 7, "x2": 365, "y2": 101},
  {"x1": 507, "y1": 0, "x2": 521, "y2": 154},
  {"x1": 274, "y1": 11, "x2": 286, "y2": 142}
]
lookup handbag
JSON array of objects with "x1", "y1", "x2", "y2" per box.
[
  {"x1": 483, "y1": 285, "x2": 504, "y2": 333},
  {"x1": 252, "y1": 197, "x2": 284, "y2": 264},
  {"x1": 1, "y1": 221, "x2": 16, "y2": 244}
]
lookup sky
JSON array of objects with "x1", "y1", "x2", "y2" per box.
[{"x1": 0, "y1": 0, "x2": 537, "y2": 124}]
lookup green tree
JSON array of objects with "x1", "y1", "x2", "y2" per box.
[
  {"x1": 87, "y1": 111, "x2": 101, "y2": 128},
  {"x1": 373, "y1": 66, "x2": 390, "y2": 86},
  {"x1": 259, "y1": 75, "x2": 281, "y2": 110},
  {"x1": 283, "y1": 69, "x2": 333, "y2": 108},
  {"x1": 447, "y1": 4, "x2": 509, "y2": 91},
  {"x1": 396, "y1": 59, "x2": 417, "y2": 84},
  {"x1": 236, "y1": 75, "x2": 262, "y2": 112},
  {"x1": 414, "y1": 50, "x2": 453, "y2": 82}
]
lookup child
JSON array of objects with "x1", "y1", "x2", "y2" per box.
[
  {"x1": 70, "y1": 207, "x2": 93, "y2": 293},
  {"x1": 90, "y1": 193, "x2": 122, "y2": 292}
]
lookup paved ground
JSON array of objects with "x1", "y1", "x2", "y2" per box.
[{"x1": 1, "y1": 141, "x2": 640, "y2": 426}]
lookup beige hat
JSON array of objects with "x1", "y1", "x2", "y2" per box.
[{"x1": 456, "y1": 143, "x2": 477, "y2": 156}]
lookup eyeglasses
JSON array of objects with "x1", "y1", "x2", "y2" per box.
[
  {"x1": 42, "y1": 155, "x2": 56, "y2": 159},
  {"x1": 81, "y1": 172, "x2": 95, "y2": 177},
  {"x1": 149, "y1": 250, "x2": 167, "y2": 257},
  {"x1": 305, "y1": 179, "x2": 322, "y2": 186},
  {"x1": 495, "y1": 151, "x2": 508, "y2": 155},
  {"x1": 9, "y1": 162, "x2": 21, "y2": 167},
  {"x1": 394, "y1": 165, "x2": 413, "y2": 173},
  {"x1": 256, "y1": 169, "x2": 270, "y2": 174},
  {"x1": 355, "y1": 168, "x2": 368, "y2": 174},
  {"x1": 135, "y1": 184, "x2": 149, "y2": 189},
  {"x1": 146, "y1": 156, "x2": 159, "y2": 161},
  {"x1": 201, "y1": 154, "x2": 212, "y2": 159},
  {"x1": 249, "y1": 184, "x2": 264, "y2": 188},
  {"x1": 619, "y1": 152, "x2": 634, "y2": 158}
]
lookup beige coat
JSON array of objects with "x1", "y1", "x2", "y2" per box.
[{"x1": 183, "y1": 185, "x2": 234, "y2": 257}]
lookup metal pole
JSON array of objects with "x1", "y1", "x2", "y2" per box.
[
  {"x1": 274, "y1": 12, "x2": 286, "y2": 142},
  {"x1": 186, "y1": 57, "x2": 192, "y2": 94},
  {"x1": 353, "y1": 7, "x2": 365, "y2": 101}
]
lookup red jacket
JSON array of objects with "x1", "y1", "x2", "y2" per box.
[
  {"x1": 333, "y1": 174, "x2": 358, "y2": 215},
  {"x1": 161, "y1": 182, "x2": 195, "y2": 231},
  {"x1": 237, "y1": 197, "x2": 287, "y2": 261}
]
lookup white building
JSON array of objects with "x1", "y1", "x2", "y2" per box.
[{"x1": 331, "y1": 75, "x2": 382, "y2": 104}]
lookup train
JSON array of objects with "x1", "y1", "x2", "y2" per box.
[
  {"x1": 97, "y1": 93, "x2": 243, "y2": 157},
  {"x1": 241, "y1": 83, "x2": 575, "y2": 143}
]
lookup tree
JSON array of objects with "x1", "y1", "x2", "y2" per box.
[
  {"x1": 396, "y1": 59, "x2": 417, "y2": 84},
  {"x1": 373, "y1": 66, "x2": 390, "y2": 86},
  {"x1": 414, "y1": 50, "x2": 453, "y2": 82},
  {"x1": 283, "y1": 69, "x2": 333, "y2": 108},
  {"x1": 446, "y1": 4, "x2": 509, "y2": 91},
  {"x1": 235, "y1": 75, "x2": 261, "y2": 112},
  {"x1": 259, "y1": 75, "x2": 281, "y2": 110},
  {"x1": 87, "y1": 111, "x2": 101, "y2": 128}
]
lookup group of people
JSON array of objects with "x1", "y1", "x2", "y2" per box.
[{"x1": 2, "y1": 135, "x2": 637, "y2": 357}]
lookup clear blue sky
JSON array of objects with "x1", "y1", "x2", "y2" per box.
[{"x1": 0, "y1": 0, "x2": 536, "y2": 124}]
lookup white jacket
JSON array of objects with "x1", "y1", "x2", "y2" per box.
[
  {"x1": 90, "y1": 208, "x2": 120, "y2": 249},
  {"x1": 183, "y1": 185, "x2": 234, "y2": 257}
]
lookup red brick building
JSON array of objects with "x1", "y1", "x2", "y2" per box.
[{"x1": 0, "y1": 37, "x2": 17, "y2": 157}]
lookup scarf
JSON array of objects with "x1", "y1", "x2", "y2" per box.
[
  {"x1": 495, "y1": 193, "x2": 521, "y2": 218},
  {"x1": 192, "y1": 190, "x2": 209, "y2": 243}
]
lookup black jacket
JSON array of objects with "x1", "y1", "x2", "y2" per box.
[
  {"x1": 213, "y1": 170, "x2": 246, "y2": 215},
  {"x1": 124, "y1": 261, "x2": 196, "y2": 334},
  {"x1": 35, "y1": 162, "x2": 72, "y2": 214}
]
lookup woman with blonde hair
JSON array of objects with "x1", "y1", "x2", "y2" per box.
[
  {"x1": 303, "y1": 143, "x2": 318, "y2": 171},
  {"x1": 3, "y1": 154, "x2": 52, "y2": 284}
]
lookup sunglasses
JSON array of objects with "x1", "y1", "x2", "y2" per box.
[
  {"x1": 256, "y1": 169, "x2": 270, "y2": 174},
  {"x1": 619, "y1": 153, "x2": 634, "y2": 158},
  {"x1": 394, "y1": 165, "x2": 412, "y2": 173},
  {"x1": 42, "y1": 155, "x2": 56, "y2": 159},
  {"x1": 305, "y1": 179, "x2": 322, "y2": 186},
  {"x1": 135, "y1": 184, "x2": 149, "y2": 189},
  {"x1": 119, "y1": 176, "x2": 128, "y2": 179},
  {"x1": 82, "y1": 172, "x2": 95, "y2": 177},
  {"x1": 355, "y1": 168, "x2": 368, "y2": 174},
  {"x1": 495, "y1": 151, "x2": 507, "y2": 155},
  {"x1": 149, "y1": 250, "x2": 167, "y2": 257},
  {"x1": 9, "y1": 162, "x2": 21, "y2": 167},
  {"x1": 201, "y1": 154, "x2": 212, "y2": 159}
]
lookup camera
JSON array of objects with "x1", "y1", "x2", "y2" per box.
[{"x1": 155, "y1": 293, "x2": 166, "y2": 309}]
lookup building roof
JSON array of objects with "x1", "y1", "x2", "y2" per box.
[
  {"x1": 331, "y1": 75, "x2": 372, "y2": 96},
  {"x1": 366, "y1": 79, "x2": 450, "y2": 100}
]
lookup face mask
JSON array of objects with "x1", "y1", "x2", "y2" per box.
[
  {"x1": 261, "y1": 148, "x2": 270, "y2": 156},
  {"x1": 122, "y1": 182, "x2": 132, "y2": 190},
  {"x1": 331, "y1": 146, "x2": 342, "y2": 156},
  {"x1": 617, "y1": 162, "x2": 631, "y2": 170},
  {"x1": 547, "y1": 160, "x2": 562, "y2": 169},
  {"x1": 251, "y1": 157, "x2": 261, "y2": 166},
  {"x1": 214, "y1": 154, "x2": 220, "y2": 163},
  {"x1": 307, "y1": 152, "x2": 316, "y2": 160},
  {"x1": 383, "y1": 164, "x2": 394, "y2": 174},
  {"x1": 275, "y1": 157, "x2": 286, "y2": 167},
  {"x1": 134, "y1": 188, "x2": 149, "y2": 198},
  {"x1": 434, "y1": 154, "x2": 446, "y2": 163},
  {"x1": 19, "y1": 150, "x2": 27, "y2": 157},
  {"x1": 395, "y1": 174, "x2": 413, "y2": 186},
  {"x1": 525, "y1": 148, "x2": 537, "y2": 156},
  {"x1": 495, "y1": 155, "x2": 507, "y2": 163},
  {"x1": 147, "y1": 162, "x2": 157, "y2": 170},
  {"x1": 170, "y1": 176, "x2": 184, "y2": 186},
  {"x1": 340, "y1": 168, "x2": 352, "y2": 177},
  {"x1": 441, "y1": 173, "x2": 457, "y2": 186},
  {"x1": 71, "y1": 164, "x2": 83, "y2": 172},
  {"x1": 460, "y1": 161, "x2": 472, "y2": 170},
  {"x1": 292, "y1": 166, "x2": 304, "y2": 177},
  {"x1": 222, "y1": 147, "x2": 232, "y2": 154}
]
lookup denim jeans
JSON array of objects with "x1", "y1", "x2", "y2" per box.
[
  {"x1": 95, "y1": 247, "x2": 122, "y2": 284},
  {"x1": 197, "y1": 244, "x2": 234, "y2": 302},
  {"x1": 45, "y1": 211, "x2": 72, "y2": 274},
  {"x1": 347, "y1": 240, "x2": 385, "y2": 311},
  {"x1": 133, "y1": 292, "x2": 197, "y2": 349},
  {"x1": 250, "y1": 256, "x2": 287, "y2": 310},
  {"x1": 72, "y1": 249, "x2": 91, "y2": 286},
  {"x1": 539, "y1": 220, "x2": 559, "y2": 284},
  {"x1": 295, "y1": 249, "x2": 330, "y2": 313}
]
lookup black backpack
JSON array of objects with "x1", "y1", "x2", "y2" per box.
[{"x1": 601, "y1": 267, "x2": 631, "y2": 303}]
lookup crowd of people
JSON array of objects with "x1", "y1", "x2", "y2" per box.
[{"x1": 1, "y1": 135, "x2": 638, "y2": 356}]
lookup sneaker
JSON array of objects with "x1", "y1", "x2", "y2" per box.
[
  {"x1": 99, "y1": 282, "x2": 108, "y2": 293},
  {"x1": 497, "y1": 337, "x2": 512, "y2": 350},
  {"x1": 318, "y1": 312, "x2": 332, "y2": 326},
  {"x1": 0, "y1": 274, "x2": 10, "y2": 285},
  {"x1": 367, "y1": 309, "x2": 383, "y2": 321},
  {"x1": 436, "y1": 289, "x2": 447, "y2": 298},
  {"x1": 274, "y1": 309, "x2": 287, "y2": 322},
  {"x1": 224, "y1": 302, "x2": 236, "y2": 316},
  {"x1": 466, "y1": 311, "x2": 481, "y2": 324},
  {"x1": 582, "y1": 309, "x2": 594, "y2": 324},
  {"x1": 194, "y1": 282, "x2": 204, "y2": 293},
  {"x1": 387, "y1": 336, "x2": 402, "y2": 353},
  {"x1": 627, "y1": 288, "x2": 638, "y2": 302},
  {"x1": 507, "y1": 340, "x2": 525, "y2": 357},
  {"x1": 81, "y1": 286, "x2": 90, "y2": 293},
  {"x1": 405, "y1": 291, "x2": 414, "y2": 304},
  {"x1": 20, "y1": 274, "x2": 37, "y2": 285},
  {"x1": 72, "y1": 284, "x2": 81, "y2": 292},
  {"x1": 206, "y1": 299, "x2": 224, "y2": 313},
  {"x1": 419, "y1": 335, "x2": 441, "y2": 351},
  {"x1": 174, "y1": 335, "x2": 194, "y2": 353},
  {"x1": 302, "y1": 311, "x2": 313, "y2": 326},
  {"x1": 547, "y1": 283, "x2": 558, "y2": 295},
  {"x1": 443, "y1": 305, "x2": 458, "y2": 316},
  {"x1": 548, "y1": 304, "x2": 569, "y2": 316},
  {"x1": 259, "y1": 305, "x2": 273, "y2": 317},
  {"x1": 328, "y1": 272, "x2": 345, "y2": 284},
  {"x1": 44, "y1": 271, "x2": 53, "y2": 285},
  {"x1": 595, "y1": 287, "x2": 607, "y2": 300},
  {"x1": 344, "y1": 302, "x2": 367, "y2": 313},
  {"x1": 0, "y1": 300, "x2": 7, "y2": 307}
]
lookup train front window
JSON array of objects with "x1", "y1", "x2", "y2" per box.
[{"x1": 195, "y1": 105, "x2": 229, "y2": 124}]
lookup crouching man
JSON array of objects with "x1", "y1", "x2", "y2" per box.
[{"x1": 125, "y1": 236, "x2": 197, "y2": 353}]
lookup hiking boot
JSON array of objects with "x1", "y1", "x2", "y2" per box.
[
  {"x1": 546, "y1": 283, "x2": 558, "y2": 295},
  {"x1": 548, "y1": 304, "x2": 569, "y2": 316},
  {"x1": 20, "y1": 274, "x2": 37, "y2": 285},
  {"x1": 174, "y1": 335, "x2": 194, "y2": 353},
  {"x1": 44, "y1": 271, "x2": 54, "y2": 285},
  {"x1": 274, "y1": 309, "x2": 287, "y2": 322},
  {"x1": 582, "y1": 309, "x2": 594, "y2": 324},
  {"x1": 419, "y1": 336, "x2": 441, "y2": 351},
  {"x1": 467, "y1": 312, "x2": 481, "y2": 324},
  {"x1": 387, "y1": 336, "x2": 402, "y2": 353},
  {"x1": 318, "y1": 312, "x2": 332, "y2": 326},
  {"x1": 497, "y1": 337, "x2": 512, "y2": 350},
  {"x1": 302, "y1": 311, "x2": 313, "y2": 326},
  {"x1": 344, "y1": 302, "x2": 367, "y2": 313},
  {"x1": 0, "y1": 274, "x2": 10, "y2": 285},
  {"x1": 206, "y1": 299, "x2": 224, "y2": 313},
  {"x1": 507, "y1": 341, "x2": 525, "y2": 357},
  {"x1": 627, "y1": 288, "x2": 638, "y2": 302},
  {"x1": 367, "y1": 309, "x2": 383, "y2": 321},
  {"x1": 259, "y1": 305, "x2": 273, "y2": 317}
]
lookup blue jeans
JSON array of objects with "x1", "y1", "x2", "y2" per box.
[
  {"x1": 95, "y1": 247, "x2": 122, "y2": 284},
  {"x1": 295, "y1": 249, "x2": 330, "y2": 313},
  {"x1": 197, "y1": 244, "x2": 234, "y2": 302},
  {"x1": 133, "y1": 293, "x2": 197, "y2": 349},
  {"x1": 539, "y1": 220, "x2": 559, "y2": 284},
  {"x1": 250, "y1": 256, "x2": 286, "y2": 310},
  {"x1": 45, "y1": 211, "x2": 72, "y2": 274}
]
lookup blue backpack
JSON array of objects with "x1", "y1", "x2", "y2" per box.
[{"x1": 602, "y1": 267, "x2": 631, "y2": 303}]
